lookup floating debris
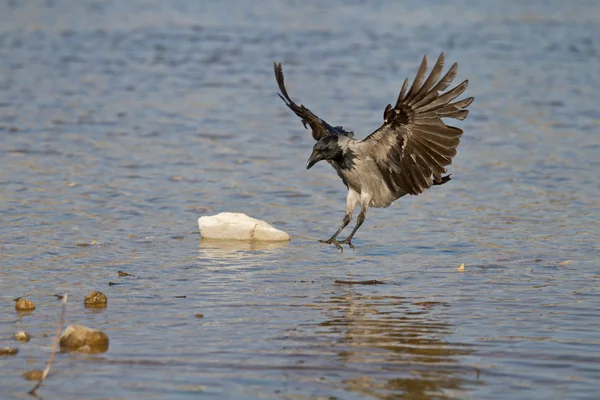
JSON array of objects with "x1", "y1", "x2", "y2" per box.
[
  {"x1": 334, "y1": 280, "x2": 386, "y2": 285},
  {"x1": 77, "y1": 240, "x2": 100, "y2": 247},
  {"x1": 118, "y1": 271, "x2": 134, "y2": 277},
  {"x1": 457, "y1": 263, "x2": 465, "y2": 272},
  {"x1": 195, "y1": 313, "x2": 204, "y2": 318}
]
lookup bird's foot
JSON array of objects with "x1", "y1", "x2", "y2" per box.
[
  {"x1": 339, "y1": 238, "x2": 355, "y2": 251},
  {"x1": 319, "y1": 237, "x2": 344, "y2": 252}
]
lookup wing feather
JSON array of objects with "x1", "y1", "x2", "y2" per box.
[
  {"x1": 408, "y1": 53, "x2": 445, "y2": 107},
  {"x1": 361, "y1": 53, "x2": 473, "y2": 196},
  {"x1": 403, "y1": 55, "x2": 428, "y2": 104},
  {"x1": 274, "y1": 62, "x2": 353, "y2": 141}
]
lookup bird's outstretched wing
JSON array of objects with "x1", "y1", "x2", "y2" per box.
[
  {"x1": 274, "y1": 62, "x2": 354, "y2": 141},
  {"x1": 361, "y1": 53, "x2": 473, "y2": 196}
]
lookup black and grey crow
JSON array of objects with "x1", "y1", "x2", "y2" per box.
[{"x1": 274, "y1": 53, "x2": 473, "y2": 251}]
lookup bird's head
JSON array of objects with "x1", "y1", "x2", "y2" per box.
[{"x1": 306, "y1": 136, "x2": 343, "y2": 170}]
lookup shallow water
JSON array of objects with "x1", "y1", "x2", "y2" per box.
[{"x1": 1, "y1": 0, "x2": 599, "y2": 398}]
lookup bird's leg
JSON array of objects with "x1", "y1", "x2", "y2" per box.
[
  {"x1": 340, "y1": 193, "x2": 370, "y2": 250},
  {"x1": 339, "y1": 211, "x2": 365, "y2": 250},
  {"x1": 319, "y1": 213, "x2": 351, "y2": 252},
  {"x1": 319, "y1": 189, "x2": 359, "y2": 252}
]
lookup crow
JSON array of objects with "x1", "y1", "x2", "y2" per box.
[{"x1": 274, "y1": 53, "x2": 473, "y2": 251}]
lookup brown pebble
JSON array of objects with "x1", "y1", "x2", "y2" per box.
[
  {"x1": 1, "y1": 347, "x2": 19, "y2": 356},
  {"x1": 84, "y1": 291, "x2": 107, "y2": 308},
  {"x1": 195, "y1": 313, "x2": 204, "y2": 318},
  {"x1": 15, "y1": 298, "x2": 36, "y2": 311},
  {"x1": 13, "y1": 331, "x2": 31, "y2": 342},
  {"x1": 22, "y1": 369, "x2": 43, "y2": 381}
]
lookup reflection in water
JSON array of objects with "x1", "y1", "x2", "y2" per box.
[
  {"x1": 297, "y1": 290, "x2": 478, "y2": 399},
  {"x1": 197, "y1": 239, "x2": 288, "y2": 261}
]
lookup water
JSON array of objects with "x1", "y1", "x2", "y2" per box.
[{"x1": 1, "y1": 0, "x2": 599, "y2": 398}]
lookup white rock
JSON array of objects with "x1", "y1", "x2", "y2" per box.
[{"x1": 198, "y1": 212, "x2": 290, "y2": 241}]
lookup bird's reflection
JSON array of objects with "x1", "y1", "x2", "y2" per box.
[{"x1": 287, "y1": 288, "x2": 479, "y2": 399}]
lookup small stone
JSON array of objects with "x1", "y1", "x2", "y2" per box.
[
  {"x1": 22, "y1": 369, "x2": 43, "y2": 381},
  {"x1": 0, "y1": 347, "x2": 19, "y2": 356},
  {"x1": 13, "y1": 331, "x2": 31, "y2": 342},
  {"x1": 59, "y1": 324, "x2": 109, "y2": 354},
  {"x1": 457, "y1": 263, "x2": 465, "y2": 272},
  {"x1": 198, "y1": 212, "x2": 289, "y2": 241},
  {"x1": 15, "y1": 298, "x2": 36, "y2": 311},
  {"x1": 84, "y1": 291, "x2": 107, "y2": 308},
  {"x1": 195, "y1": 313, "x2": 204, "y2": 318}
]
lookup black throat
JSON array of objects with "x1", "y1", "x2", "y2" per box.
[{"x1": 333, "y1": 147, "x2": 356, "y2": 170}]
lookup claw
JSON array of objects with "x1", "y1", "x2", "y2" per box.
[
  {"x1": 340, "y1": 239, "x2": 355, "y2": 251},
  {"x1": 319, "y1": 238, "x2": 344, "y2": 252}
]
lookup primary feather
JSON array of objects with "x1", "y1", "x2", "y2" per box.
[
  {"x1": 361, "y1": 53, "x2": 473, "y2": 196},
  {"x1": 274, "y1": 62, "x2": 354, "y2": 140}
]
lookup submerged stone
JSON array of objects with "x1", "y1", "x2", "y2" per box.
[
  {"x1": 22, "y1": 369, "x2": 43, "y2": 381},
  {"x1": 59, "y1": 324, "x2": 109, "y2": 354},
  {"x1": 15, "y1": 298, "x2": 35, "y2": 311},
  {"x1": 13, "y1": 330, "x2": 31, "y2": 342},
  {"x1": 84, "y1": 291, "x2": 107, "y2": 308},
  {"x1": 1, "y1": 347, "x2": 19, "y2": 356},
  {"x1": 198, "y1": 212, "x2": 289, "y2": 241}
]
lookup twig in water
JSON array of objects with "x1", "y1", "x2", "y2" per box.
[
  {"x1": 29, "y1": 293, "x2": 68, "y2": 396},
  {"x1": 334, "y1": 280, "x2": 386, "y2": 285}
]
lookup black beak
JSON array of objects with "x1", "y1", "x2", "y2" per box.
[{"x1": 306, "y1": 150, "x2": 323, "y2": 170}]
